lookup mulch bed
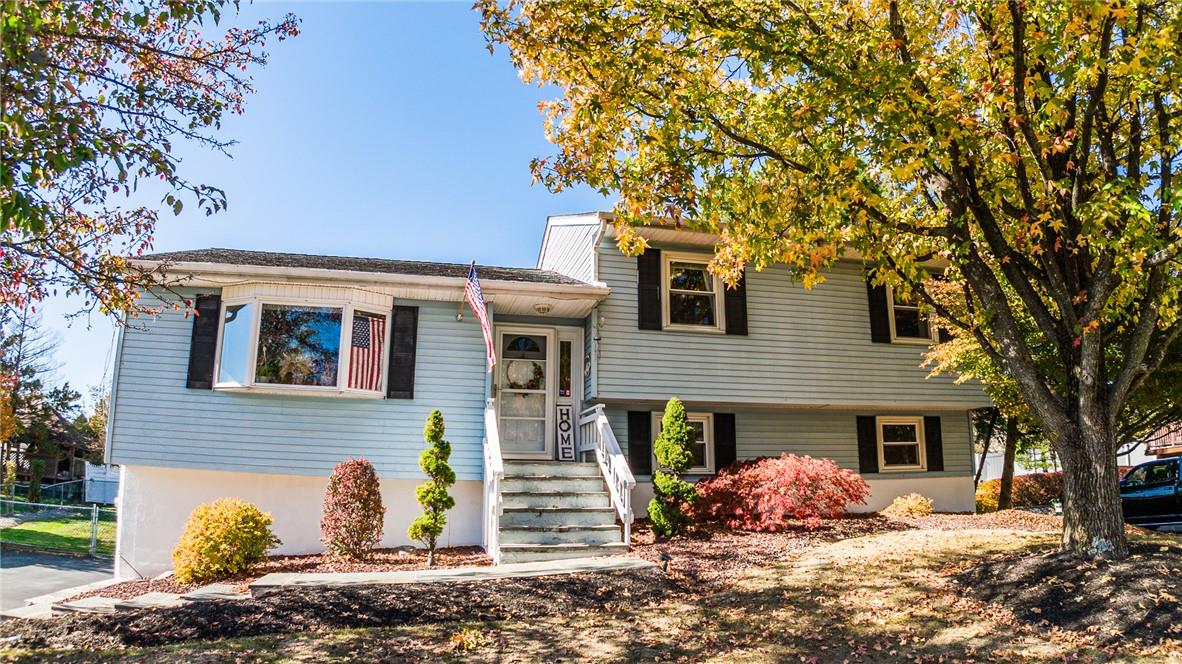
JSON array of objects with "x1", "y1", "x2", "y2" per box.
[
  {"x1": 629, "y1": 514, "x2": 906, "y2": 586},
  {"x1": 65, "y1": 546, "x2": 490, "y2": 602},
  {"x1": 0, "y1": 569, "x2": 685, "y2": 651},
  {"x1": 955, "y1": 540, "x2": 1182, "y2": 645}
]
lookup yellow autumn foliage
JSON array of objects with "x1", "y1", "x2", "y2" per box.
[{"x1": 172, "y1": 498, "x2": 280, "y2": 584}]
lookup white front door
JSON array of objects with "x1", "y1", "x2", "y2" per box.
[{"x1": 496, "y1": 327, "x2": 556, "y2": 459}]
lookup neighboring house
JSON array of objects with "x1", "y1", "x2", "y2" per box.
[
  {"x1": 1147, "y1": 425, "x2": 1182, "y2": 459},
  {"x1": 2, "y1": 408, "x2": 96, "y2": 485},
  {"x1": 107, "y1": 212, "x2": 987, "y2": 578}
]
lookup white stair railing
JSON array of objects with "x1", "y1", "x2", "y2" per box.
[
  {"x1": 482, "y1": 399, "x2": 504, "y2": 564},
  {"x1": 577, "y1": 404, "x2": 636, "y2": 545}
]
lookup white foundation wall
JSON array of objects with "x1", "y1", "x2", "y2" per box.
[
  {"x1": 115, "y1": 465, "x2": 482, "y2": 579},
  {"x1": 630, "y1": 474, "x2": 975, "y2": 516}
]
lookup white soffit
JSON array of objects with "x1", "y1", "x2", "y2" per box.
[{"x1": 137, "y1": 261, "x2": 609, "y2": 318}]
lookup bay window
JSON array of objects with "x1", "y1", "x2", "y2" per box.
[{"x1": 214, "y1": 295, "x2": 389, "y2": 396}]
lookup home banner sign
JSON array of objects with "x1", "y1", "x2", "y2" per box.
[{"x1": 557, "y1": 404, "x2": 575, "y2": 461}]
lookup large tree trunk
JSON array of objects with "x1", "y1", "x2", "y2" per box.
[
  {"x1": 997, "y1": 417, "x2": 1019, "y2": 510},
  {"x1": 1059, "y1": 424, "x2": 1128, "y2": 559}
]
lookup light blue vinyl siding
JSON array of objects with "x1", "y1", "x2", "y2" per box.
[
  {"x1": 594, "y1": 242, "x2": 989, "y2": 408},
  {"x1": 538, "y1": 221, "x2": 599, "y2": 283},
  {"x1": 109, "y1": 291, "x2": 489, "y2": 480},
  {"x1": 605, "y1": 405, "x2": 973, "y2": 478}
]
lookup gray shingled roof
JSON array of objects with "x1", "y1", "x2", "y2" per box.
[{"x1": 140, "y1": 248, "x2": 590, "y2": 286}]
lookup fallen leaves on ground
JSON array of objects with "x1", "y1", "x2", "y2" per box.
[
  {"x1": 628, "y1": 514, "x2": 905, "y2": 587},
  {"x1": 957, "y1": 539, "x2": 1182, "y2": 647}
]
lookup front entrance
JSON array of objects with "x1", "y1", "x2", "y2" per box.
[{"x1": 495, "y1": 325, "x2": 582, "y2": 460}]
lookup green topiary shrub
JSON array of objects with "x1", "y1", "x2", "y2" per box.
[
  {"x1": 882, "y1": 492, "x2": 934, "y2": 518},
  {"x1": 408, "y1": 409, "x2": 456, "y2": 566},
  {"x1": 172, "y1": 498, "x2": 280, "y2": 584},
  {"x1": 320, "y1": 457, "x2": 386, "y2": 559},
  {"x1": 646, "y1": 397, "x2": 698, "y2": 537}
]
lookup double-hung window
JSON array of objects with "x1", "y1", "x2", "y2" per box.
[
  {"x1": 887, "y1": 286, "x2": 936, "y2": 343},
  {"x1": 876, "y1": 416, "x2": 926, "y2": 471},
  {"x1": 652, "y1": 412, "x2": 714, "y2": 474},
  {"x1": 662, "y1": 253, "x2": 725, "y2": 332},
  {"x1": 215, "y1": 296, "x2": 389, "y2": 396}
]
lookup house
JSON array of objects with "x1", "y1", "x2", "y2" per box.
[
  {"x1": 1147, "y1": 425, "x2": 1182, "y2": 458},
  {"x1": 106, "y1": 212, "x2": 988, "y2": 578},
  {"x1": 2, "y1": 407, "x2": 97, "y2": 487}
]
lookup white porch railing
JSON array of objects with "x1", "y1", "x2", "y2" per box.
[
  {"x1": 482, "y1": 399, "x2": 504, "y2": 564},
  {"x1": 577, "y1": 404, "x2": 636, "y2": 545}
]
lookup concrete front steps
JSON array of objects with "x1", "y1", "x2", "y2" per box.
[{"x1": 498, "y1": 461, "x2": 626, "y2": 563}]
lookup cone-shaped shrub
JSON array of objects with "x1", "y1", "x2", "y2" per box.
[
  {"x1": 408, "y1": 409, "x2": 456, "y2": 566},
  {"x1": 647, "y1": 397, "x2": 698, "y2": 537},
  {"x1": 172, "y1": 498, "x2": 280, "y2": 584},
  {"x1": 320, "y1": 457, "x2": 386, "y2": 559}
]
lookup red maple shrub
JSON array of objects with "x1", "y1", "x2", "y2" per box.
[
  {"x1": 694, "y1": 454, "x2": 870, "y2": 531},
  {"x1": 321, "y1": 458, "x2": 386, "y2": 559}
]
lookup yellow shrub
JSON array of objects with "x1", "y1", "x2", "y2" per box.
[
  {"x1": 172, "y1": 498, "x2": 281, "y2": 584},
  {"x1": 882, "y1": 492, "x2": 934, "y2": 518},
  {"x1": 975, "y1": 479, "x2": 1000, "y2": 513}
]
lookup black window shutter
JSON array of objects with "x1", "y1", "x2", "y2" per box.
[
  {"x1": 386, "y1": 305, "x2": 418, "y2": 399},
  {"x1": 924, "y1": 415, "x2": 945, "y2": 472},
  {"x1": 627, "y1": 411, "x2": 653, "y2": 475},
  {"x1": 937, "y1": 326, "x2": 953, "y2": 343},
  {"x1": 856, "y1": 415, "x2": 879, "y2": 474},
  {"x1": 713, "y1": 413, "x2": 737, "y2": 471},
  {"x1": 637, "y1": 249, "x2": 662, "y2": 331},
  {"x1": 186, "y1": 294, "x2": 222, "y2": 389},
  {"x1": 724, "y1": 271, "x2": 748, "y2": 336},
  {"x1": 866, "y1": 282, "x2": 891, "y2": 343}
]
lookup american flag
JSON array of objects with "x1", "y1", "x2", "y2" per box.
[
  {"x1": 348, "y1": 312, "x2": 386, "y2": 391},
  {"x1": 466, "y1": 263, "x2": 495, "y2": 373}
]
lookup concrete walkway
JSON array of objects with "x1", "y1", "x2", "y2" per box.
[
  {"x1": 250, "y1": 556, "x2": 658, "y2": 594},
  {"x1": 0, "y1": 551, "x2": 114, "y2": 610}
]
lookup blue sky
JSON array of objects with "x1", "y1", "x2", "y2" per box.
[{"x1": 42, "y1": 1, "x2": 608, "y2": 400}]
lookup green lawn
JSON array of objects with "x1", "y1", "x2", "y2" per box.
[{"x1": 0, "y1": 516, "x2": 115, "y2": 556}]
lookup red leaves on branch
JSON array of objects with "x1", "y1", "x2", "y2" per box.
[{"x1": 2, "y1": 1, "x2": 299, "y2": 318}]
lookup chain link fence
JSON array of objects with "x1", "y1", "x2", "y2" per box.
[{"x1": 0, "y1": 500, "x2": 116, "y2": 557}]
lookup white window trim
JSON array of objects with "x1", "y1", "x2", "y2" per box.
[
  {"x1": 886, "y1": 285, "x2": 938, "y2": 345},
  {"x1": 876, "y1": 415, "x2": 927, "y2": 472},
  {"x1": 651, "y1": 411, "x2": 714, "y2": 474},
  {"x1": 212, "y1": 294, "x2": 391, "y2": 398},
  {"x1": 661, "y1": 252, "x2": 726, "y2": 333}
]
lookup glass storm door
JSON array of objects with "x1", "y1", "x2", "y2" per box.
[{"x1": 497, "y1": 329, "x2": 554, "y2": 458}]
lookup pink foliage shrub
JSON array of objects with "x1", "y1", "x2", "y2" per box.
[
  {"x1": 320, "y1": 457, "x2": 386, "y2": 559},
  {"x1": 695, "y1": 454, "x2": 870, "y2": 531}
]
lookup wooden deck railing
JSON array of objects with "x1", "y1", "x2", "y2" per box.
[{"x1": 577, "y1": 404, "x2": 636, "y2": 545}]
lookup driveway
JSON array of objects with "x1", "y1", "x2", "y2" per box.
[{"x1": 0, "y1": 551, "x2": 113, "y2": 610}]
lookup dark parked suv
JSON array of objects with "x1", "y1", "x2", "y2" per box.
[{"x1": 1120, "y1": 457, "x2": 1182, "y2": 529}]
